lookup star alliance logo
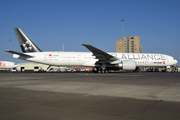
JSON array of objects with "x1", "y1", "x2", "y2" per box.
[{"x1": 22, "y1": 41, "x2": 32, "y2": 52}]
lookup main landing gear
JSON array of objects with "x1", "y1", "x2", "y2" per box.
[
  {"x1": 93, "y1": 64, "x2": 108, "y2": 73},
  {"x1": 93, "y1": 68, "x2": 108, "y2": 73},
  {"x1": 98, "y1": 68, "x2": 108, "y2": 73}
]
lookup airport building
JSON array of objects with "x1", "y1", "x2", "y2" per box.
[
  {"x1": 116, "y1": 36, "x2": 143, "y2": 53},
  {"x1": 16, "y1": 62, "x2": 49, "y2": 72},
  {"x1": 11, "y1": 62, "x2": 67, "y2": 72},
  {"x1": 14, "y1": 63, "x2": 91, "y2": 72}
]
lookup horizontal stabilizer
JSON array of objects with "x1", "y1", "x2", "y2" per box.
[{"x1": 4, "y1": 50, "x2": 33, "y2": 58}]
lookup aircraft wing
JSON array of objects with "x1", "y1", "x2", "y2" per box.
[
  {"x1": 81, "y1": 44, "x2": 118, "y2": 63},
  {"x1": 4, "y1": 50, "x2": 33, "y2": 58}
]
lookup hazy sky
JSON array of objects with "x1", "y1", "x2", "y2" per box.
[{"x1": 0, "y1": 0, "x2": 180, "y2": 65}]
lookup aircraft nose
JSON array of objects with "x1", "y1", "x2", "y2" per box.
[
  {"x1": 175, "y1": 60, "x2": 178, "y2": 64},
  {"x1": 174, "y1": 60, "x2": 178, "y2": 64}
]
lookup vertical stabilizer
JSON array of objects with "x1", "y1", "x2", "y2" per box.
[{"x1": 14, "y1": 28, "x2": 42, "y2": 53}]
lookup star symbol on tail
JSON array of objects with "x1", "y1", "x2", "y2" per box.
[{"x1": 22, "y1": 41, "x2": 32, "y2": 52}]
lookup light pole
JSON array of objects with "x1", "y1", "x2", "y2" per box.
[
  {"x1": 49, "y1": 32, "x2": 52, "y2": 51},
  {"x1": 121, "y1": 19, "x2": 125, "y2": 53},
  {"x1": 9, "y1": 39, "x2": 11, "y2": 61}
]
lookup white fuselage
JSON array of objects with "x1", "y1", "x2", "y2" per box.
[{"x1": 13, "y1": 52, "x2": 177, "y2": 67}]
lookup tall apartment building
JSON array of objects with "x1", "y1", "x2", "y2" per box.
[{"x1": 116, "y1": 35, "x2": 143, "y2": 53}]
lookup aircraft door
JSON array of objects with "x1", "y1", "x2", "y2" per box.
[
  {"x1": 21, "y1": 67, "x2": 25, "y2": 72},
  {"x1": 165, "y1": 55, "x2": 169, "y2": 63},
  {"x1": 44, "y1": 54, "x2": 48, "y2": 61},
  {"x1": 77, "y1": 55, "x2": 81, "y2": 61},
  {"x1": 145, "y1": 60, "x2": 149, "y2": 66}
]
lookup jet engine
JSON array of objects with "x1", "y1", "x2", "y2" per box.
[{"x1": 118, "y1": 60, "x2": 136, "y2": 70}]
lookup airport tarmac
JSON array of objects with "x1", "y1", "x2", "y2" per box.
[{"x1": 0, "y1": 72, "x2": 180, "y2": 120}]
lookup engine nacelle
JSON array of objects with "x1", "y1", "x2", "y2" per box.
[{"x1": 119, "y1": 60, "x2": 136, "y2": 70}]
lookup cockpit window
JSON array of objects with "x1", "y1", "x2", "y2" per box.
[{"x1": 173, "y1": 58, "x2": 176, "y2": 60}]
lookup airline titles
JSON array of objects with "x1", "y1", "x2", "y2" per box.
[{"x1": 116, "y1": 54, "x2": 166, "y2": 60}]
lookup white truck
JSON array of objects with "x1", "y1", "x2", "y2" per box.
[{"x1": 176, "y1": 68, "x2": 180, "y2": 72}]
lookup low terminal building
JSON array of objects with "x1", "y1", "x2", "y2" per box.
[
  {"x1": 16, "y1": 62, "x2": 49, "y2": 72},
  {"x1": 16, "y1": 62, "x2": 67, "y2": 72},
  {"x1": 15, "y1": 63, "x2": 93, "y2": 72}
]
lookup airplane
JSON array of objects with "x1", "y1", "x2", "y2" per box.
[
  {"x1": 4, "y1": 28, "x2": 178, "y2": 73},
  {"x1": 0, "y1": 61, "x2": 18, "y2": 69}
]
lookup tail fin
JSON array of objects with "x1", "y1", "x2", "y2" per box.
[{"x1": 14, "y1": 28, "x2": 42, "y2": 53}]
